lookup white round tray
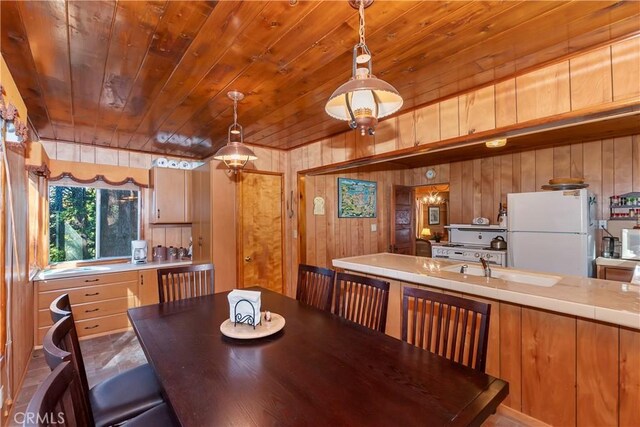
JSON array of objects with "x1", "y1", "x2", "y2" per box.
[{"x1": 220, "y1": 313, "x2": 285, "y2": 339}]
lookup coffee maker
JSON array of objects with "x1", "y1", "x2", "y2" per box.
[{"x1": 131, "y1": 240, "x2": 148, "y2": 264}]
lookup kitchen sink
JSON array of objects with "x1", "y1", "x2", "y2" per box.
[{"x1": 442, "y1": 264, "x2": 562, "y2": 287}]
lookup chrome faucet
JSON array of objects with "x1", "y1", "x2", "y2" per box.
[
  {"x1": 459, "y1": 264, "x2": 468, "y2": 274},
  {"x1": 479, "y1": 257, "x2": 492, "y2": 278}
]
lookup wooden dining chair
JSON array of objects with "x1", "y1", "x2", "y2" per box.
[
  {"x1": 24, "y1": 361, "x2": 92, "y2": 427},
  {"x1": 334, "y1": 272, "x2": 390, "y2": 333},
  {"x1": 401, "y1": 287, "x2": 491, "y2": 372},
  {"x1": 296, "y1": 264, "x2": 336, "y2": 312},
  {"x1": 50, "y1": 293, "x2": 72, "y2": 322},
  {"x1": 43, "y1": 316, "x2": 164, "y2": 427},
  {"x1": 157, "y1": 263, "x2": 215, "y2": 303}
]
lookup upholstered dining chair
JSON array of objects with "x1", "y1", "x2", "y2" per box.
[
  {"x1": 157, "y1": 263, "x2": 215, "y2": 303},
  {"x1": 42, "y1": 315, "x2": 165, "y2": 427},
  {"x1": 49, "y1": 293, "x2": 72, "y2": 322},
  {"x1": 401, "y1": 287, "x2": 491, "y2": 372},
  {"x1": 25, "y1": 360, "x2": 178, "y2": 427},
  {"x1": 334, "y1": 272, "x2": 390, "y2": 333},
  {"x1": 296, "y1": 264, "x2": 336, "y2": 312}
]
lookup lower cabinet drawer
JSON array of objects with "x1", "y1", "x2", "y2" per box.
[
  {"x1": 38, "y1": 281, "x2": 138, "y2": 309},
  {"x1": 37, "y1": 297, "x2": 136, "y2": 328},
  {"x1": 36, "y1": 313, "x2": 131, "y2": 345}
]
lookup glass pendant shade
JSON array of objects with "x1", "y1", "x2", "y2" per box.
[{"x1": 213, "y1": 91, "x2": 257, "y2": 173}]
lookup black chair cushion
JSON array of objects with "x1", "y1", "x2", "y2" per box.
[
  {"x1": 125, "y1": 403, "x2": 179, "y2": 427},
  {"x1": 90, "y1": 364, "x2": 164, "y2": 427}
]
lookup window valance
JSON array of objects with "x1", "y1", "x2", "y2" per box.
[{"x1": 49, "y1": 159, "x2": 149, "y2": 188}]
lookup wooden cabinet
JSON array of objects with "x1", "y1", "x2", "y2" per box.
[
  {"x1": 150, "y1": 167, "x2": 192, "y2": 224},
  {"x1": 191, "y1": 162, "x2": 211, "y2": 262},
  {"x1": 138, "y1": 269, "x2": 159, "y2": 306},
  {"x1": 597, "y1": 265, "x2": 634, "y2": 282},
  {"x1": 36, "y1": 271, "x2": 139, "y2": 345}
]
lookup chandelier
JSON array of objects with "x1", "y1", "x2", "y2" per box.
[
  {"x1": 325, "y1": 0, "x2": 403, "y2": 136},
  {"x1": 213, "y1": 91, "x2": 257, "y2": 173}
]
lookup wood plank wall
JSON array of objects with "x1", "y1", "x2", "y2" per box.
[{"x1": 287, "y1": 36, "x2": 640, "y2": 293}]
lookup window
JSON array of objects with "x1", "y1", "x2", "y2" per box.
[{"x1": 48, "y1": 183, "x2": 140, "y2": 263}]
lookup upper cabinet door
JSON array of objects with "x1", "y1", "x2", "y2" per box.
[{"x1": 150, "y1": 167, "x2": 191, "y2": 224}]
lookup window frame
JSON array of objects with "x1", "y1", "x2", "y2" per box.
[{"x1": 47, "y1": 180, "x2": 142, "y2": 265}]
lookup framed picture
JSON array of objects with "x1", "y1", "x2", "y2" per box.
[
  {"x1": 338, "y1": 178, "x2": 377, "y2": 218},
  {"x1": 428, "y1": 206, "x2": 440, "y2": 225}
]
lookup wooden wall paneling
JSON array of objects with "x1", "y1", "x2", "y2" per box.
[
  {"x1": 519, "y1": 151, "x2": 536, "y2": 193},
  {"x1": 601, "y1": 139, "x2": 615, "y2": 220},
  {"x1": 79, "y1": 146, "x2": 95, "y2": 164},
  {"x1": 211, "y1": 167, "x2": 237, "y2": 291},
  {"x1": 397, "y1": 111, "x2": 416, "y2": 149},
  {"x1": 614, "y1": 136, "x2": 634, "y2": 195},
  {"x1": 415, "y1": 103, "x2": 440, "y2": 146},
  {"x1": 619, "y1": 327, "x2": 640, "y2": 426},
  {"x1": 569, "y1": 46, "x2": 613, "y2": 110},
  {"x1": 570, "y1": 144, "x2": 584, "y2": 179},
  {"x1": 332, "y1": 134, "x2": 348, "y2": 164},
  {"x1": 553, "y1": 145, "x2": 571, "y2": 178},
  {"x1": 611, "y1": 37, "x2": 640, "y2": 101},
  {"x1": 633, "y1": 135, "x2": 640, "y2": 192},
  {"x1": 492, "y1": 157, "x2": 502, "y2": 216},
  {"x1": 439, "y1": 97, "x2": 460, "y2": 140},
  {"x1": 374, "y1": 118, "x2": 398, "y2": 155},
  {"x1": 495, "y1": 79, "x2": 517, "y2": 128},
  {"x1": 305, "y1": 175, "x2": 317, "y2": 265},
  {"x1": 480, "y1": 157, "x2": 495, "y2": 221},
  {"x1": 306, "y1": 142, "x2": 322, "y2": 170},
  {"x1": 459, "y1": 85, "x2": 496, "y2": 136},
  {"x1": 355, "y1": 132, "x2": 375, "y2": 159},
  {"x1": 449, "y1": 161, "x2": 463, "y2": 224},
  {"x1": 516, "y1": 61, "x2": 571, "y2": 123},
  {"x1": 582, "y1": 140, "x2": 604, "y2": 219},
  {"x1": 534, "y1": 148, "x2": 553, "y2": 191},
  {"x1": 499, "y1": 302, "x2": 522, "y2": 410},
  {"x1": 521, "y1": 308, "x2": 576, "y2": 426},
  {"x1": 320, "y1": 138, "x2": 332, "y2": 167},
  {"x1": 472, "y1": 159, "x2": 482, "y2": 221},
  {"x1": 325, "y1": 174, "x2": 336, "y2": 268},
  {"x1": 315, "y1": 175, "x2": 328, "y2": 268},
  {"x1": 499, "y1": 155, "x2": 513, "y2": 203},
  {"x1": 344, "y1": 132, "x2": 356, "y2": 162},
  {"x1": 576, "y1": 319, "x2": 618, "y2": 427},
  {"x1": 460, "y1": 160, "x2": 474, "y2": 223}
]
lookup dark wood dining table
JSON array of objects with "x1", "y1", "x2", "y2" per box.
[{"x1": 128, "y1": 287, "x2": 508, "y2": 426}]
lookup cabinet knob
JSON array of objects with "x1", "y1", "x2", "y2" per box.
[{"x1": 244, "y1": 256, "x2": 252, "y2": 262}]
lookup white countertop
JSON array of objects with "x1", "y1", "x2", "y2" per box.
[
  {"x1": 34, "y1": 259, "x2": 192, "y2": 281},
  {"x1": 333, "y1": 253, "x2": 640, "y2": 330},
  {"x1": 595, "y1": 257, "x2": 640, "y2": 268}
]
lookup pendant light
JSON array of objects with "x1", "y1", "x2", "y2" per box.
[
  {"x1": 213, "y1": 91, "x2": 257, "y2": 173},
  {"x1": 325, "y1": 0, "x2": 403, "y2": 136}
]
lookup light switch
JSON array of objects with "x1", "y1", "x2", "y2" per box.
[
  {"x1": 371, "y1": 223, "x2": 377, "y2": 232},
  {"x1": 293, "y1": 229, "x2": 298, "y2": 238}
]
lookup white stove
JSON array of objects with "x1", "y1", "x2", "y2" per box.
[{"x1": 431, "y1": 224, "x2": 507, "y2": 267}]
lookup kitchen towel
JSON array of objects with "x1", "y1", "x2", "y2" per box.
[{"x1": 227, "y1": 290, "x2": 261, "y2": 327}]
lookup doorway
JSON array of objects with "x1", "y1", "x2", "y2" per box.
[{"x1": 237, "y1": 171, "x2": 285, "y2": 294}]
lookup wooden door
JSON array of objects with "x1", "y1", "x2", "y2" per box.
[
  {"x1": 390, "y1": 185, "x2": 415, "y2": 255},
  {"x1": 191, "y1": 162, "x2": 211, "y2": 262},
  {"x1": 238, "y1": 172, "x2": 284, "y2": 294}
]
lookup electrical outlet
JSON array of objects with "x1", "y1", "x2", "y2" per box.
[
  {"x1": 599, "y1": 220, "x2": 608, "y2": 229},
  {"x1": 371, "y1": 223, "x2": 377, "y2": 232}
]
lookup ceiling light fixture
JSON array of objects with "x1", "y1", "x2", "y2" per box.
[
  {"x1": 325, "y1": 0, "x2": 403, "y2": 136},
  {"x1": 213, "y1": 91, "x2": 257, "y2": 173},
  {"x1": 485, "y1": 138, "x2": 507, "y2": 148}
]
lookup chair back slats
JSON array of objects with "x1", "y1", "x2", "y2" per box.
[
  {"x1": 296, "y1": 264, "x2": 335, "y2": 312},
  {"x1": 157, "y1": 264, "x2": 215, "y2": 303},
  {"x1": 50, "y1": 294, "x2": 72, "y2": 323},
  {"x1": 27, "y1": 360, "x2": 94, "y2": 427},
  {"x1": 42, "y1": 316, "x2": 92, "y2": 412},
  {"x1": 334, "y1": 272, "x2": 390, "y2": 333},
  {"x1": 401, "y1": 287, "x2": 491, "y2": 372}
]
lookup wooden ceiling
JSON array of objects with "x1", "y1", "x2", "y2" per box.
[{"x1": 2, "y1": 1, "x2": 639, "y2": 159}]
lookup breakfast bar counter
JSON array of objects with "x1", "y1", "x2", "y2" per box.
[{"x1": 333, "y1": 253, "x2": 640, "y2": 426}]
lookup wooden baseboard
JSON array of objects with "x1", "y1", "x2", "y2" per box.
[{"x1": 483, "y1": 405, "x2": 550, "y2": 427}]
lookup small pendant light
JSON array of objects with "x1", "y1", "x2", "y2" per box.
[
  {"x1": 325, "y1": 0, "x2": 403, "y2": 136},
  {"x1": 213, "y1": 91, "x2": 257, "y2": 173}
]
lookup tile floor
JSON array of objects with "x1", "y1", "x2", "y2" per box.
[
  {"x1": 8, "y1": 331, "x2": 540, "y2": 427},
  {"x1": 8, "y1": 331, "x2": 147, "y2": 427}
]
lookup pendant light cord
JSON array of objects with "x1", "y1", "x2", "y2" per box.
[{"x1": 358, "y1": 0, "x2": 366, "y2": 46}]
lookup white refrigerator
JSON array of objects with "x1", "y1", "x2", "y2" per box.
[{"x1": 507, "y1": 189, "x2": 596, "y2": 277}]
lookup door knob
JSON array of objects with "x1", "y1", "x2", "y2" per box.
[{"x1": 244, "y1": 256, "x2": 252, "y2": 262}]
